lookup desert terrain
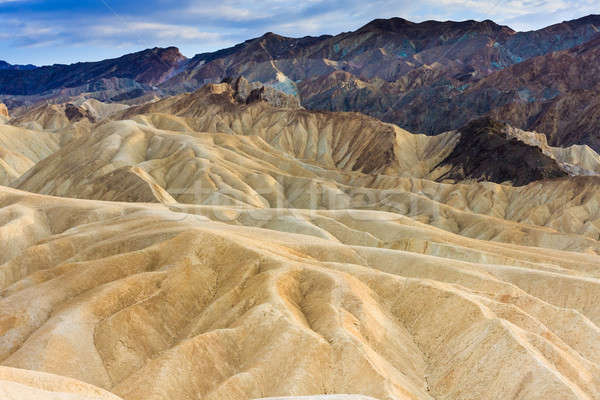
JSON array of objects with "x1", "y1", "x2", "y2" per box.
[{"x1": 2, "y1": 13, "x2": 600, "y2": 400}]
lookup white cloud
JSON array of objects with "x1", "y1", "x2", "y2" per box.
[
  {"x1": 92, "y1": 22, "x2": 221, "y2": 41},
  {"x1": 186, "y1": 4, "x2": 261, "y2": 20}
]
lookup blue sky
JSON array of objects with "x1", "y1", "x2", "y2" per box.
[{"x1": 1, "y1": 0, "x2": 598, "y2": 65}]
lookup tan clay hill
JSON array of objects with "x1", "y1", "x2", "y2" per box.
[
  {"x1": 0, "y1": 102, "x2": 8, "y2": 121},
  {"x1": 2, "y1": 87, "x2": 600, "y2": 400},
  {"x1": 0, "y1": 124, "x2": 59, "y2": 185},
  {"x1": 0, "y1": 366, "x2": 123, "y2": 400},
  {"x1": 0, "y1": 98, "x2": 133, "y2": 186},
  {"x1": 0, "y1": 365, "x2": 373, "y2": 400}
]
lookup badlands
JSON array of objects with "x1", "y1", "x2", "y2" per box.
[{"x1": 1, "y1": 81, "x2": 600, "y2": 400}]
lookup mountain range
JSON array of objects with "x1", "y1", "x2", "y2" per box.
[{"x1": 2, "y1": 15, "x2": 600, "y2": 151}]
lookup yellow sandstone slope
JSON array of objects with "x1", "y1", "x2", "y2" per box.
[
  {"x1": 0, "y1": 124, "x2": 59, "y2": 185},
  {"x1": 1, "y1": 89, "x2": 600, "y2": 400},
  {"x1": 0, "y1": 366, "x2": 123, "y2": 400},
  {"x1": 1, "y1": 186, "x2": 600, "y2": 400}
]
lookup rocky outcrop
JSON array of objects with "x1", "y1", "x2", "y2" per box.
[
  {"x1": 434, "y1": 118, "x2": 568, "y2": 185},
  {"x1": 64, "y1": 103, "x2": 96, "y2": 123},
  {"x1": 229, "y1": 76, "x2": 301, "y2": 108}
]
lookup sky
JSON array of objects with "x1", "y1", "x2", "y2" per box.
[{"x1": 0, "y1": 0, "x2": 599, "y2": 65}]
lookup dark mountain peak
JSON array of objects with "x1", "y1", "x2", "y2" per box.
[
  {"x1": 0, "y1": 60, "x2": 37, "y2": 71},
  {"x1": 254, "y1": 31, "x2": 331, "y2": 46},
  {"x1": 225, "y1": 31, "x2": 332, "y2": 62},
  {"x1": 503, "y1": 14, "x2": 600, "y2": 60},
  {"x1": 562, "y1": 14, "x2": 600, "y2": 27},
  {"x1": 438, "y1": 18, "x2": 514, "y2": 34},
  {"x1": 156, "y1": 46, "x2": 180, "y2": 52},
  {"x1": 261, "y1": 32, "x2": 282, "y2": 39},
  {"x1": 254, "y1": 31, "x2": 293, "y2": 46},
  {"x1": 0, "y1": 60, "x2": 12, "y2": 70},
  {"x1": 358, "y1": 16, "x2": 514, "y2": 35},
  {"x1": 481, "y1": 19, "x2": 514, "y2": 32},
  {"x1": 523, "y1": 14, "x2": 600, "y2": 34},
  {"x1": 459, "y1": 116, "x2": 507, "y2": 136},
  {"x1": 435, "y1": 117, "x2": 567, "y2": 186},
  {"x1": 136, "y1": 46, "x2": 180, "y2": 53},
  {"x1": 153, "y1": 46, "x2": 182, "y2": 55},
  {"x1": 359, "y1": 17, "x2": 414, "y2": 32},
  {"x1": 44, "y1": 47, "x2": 186, "y2": 69},
  {"x1": 123, "y1": 46, "x2": 186, "y2": 63}
]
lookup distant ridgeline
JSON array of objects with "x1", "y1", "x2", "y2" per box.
[{"x1": 2, "y1": 15, "x2": 600, "y2": 151}]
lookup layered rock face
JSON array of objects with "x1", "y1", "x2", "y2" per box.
[{"x1": 229, "y1": 76, "x2": 302, "y2": 108}]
